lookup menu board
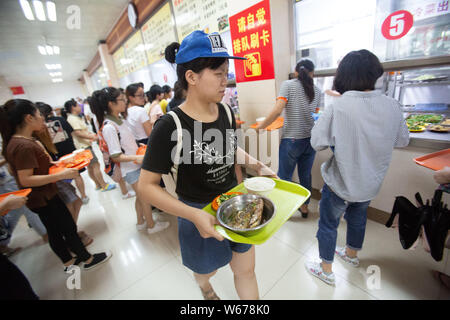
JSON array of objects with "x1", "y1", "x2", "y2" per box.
[
  {"x1": 112, "y1": 46, "x2": 129, "y2": 79},
  {"x1": 172, "y1": 0, "x2": 230, "y2": 41},
  {"x1": 141, "y1": 2, "x2": 178, "y2": 65},
  {"x1": 123, "y1": 31, "x2": 148, "y2": 73}
]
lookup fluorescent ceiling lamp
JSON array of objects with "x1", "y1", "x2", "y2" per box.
[
  {"x1": 52, "y1": 78, "x2": 63, "y2": 83},
  {"x1": 45, "y1": 45, "x2": 53, "y2": 55},
  {"x1": 46, "y1": 1, "x2": 56, "y2": 22},
  {"x1": 32, "y1": 1, "x2": 46, "y2": 21},
  {"x1": 19, "y1": 0, "x2": 35, "y2": 20},
  {"x1": 45, "y1": 64, "x2": 61, "y2": 70},
  {"x1": 53, "y1": 46, "x2": 59, "y2": 54},
  {"x1": 49, "y1": 72, "x2": 62, "y2": 77},
  {"x1": 38, "y1": 45, "x2": 46, "y2": 55}
]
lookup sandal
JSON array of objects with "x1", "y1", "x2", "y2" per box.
[
  {"x1": 200, "y1": 286, "x2": 220, "y2": 300},
  {"x1": 300, "y1": 207, "x2": 309, "y2": 219}
]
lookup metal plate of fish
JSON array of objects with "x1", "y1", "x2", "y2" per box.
[{"x1": 216, "y1": 194, "x2": 276, "y2": 234}]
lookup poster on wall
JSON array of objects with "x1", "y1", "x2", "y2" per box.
[
  {"x1": 229, "y1": 0, "x2": 275, "y2": 83},
  {"x1": 172, "y1": 0, "x2": 229, "y2": 41},
  {"x1": 141, "y1": 2, "x2": 178, "y2": 65},
  {"x1": 112, "y1": 46, "x2": 129, "y2": 79},
  {"x1": 123, "y1": 31, "x2": 148, "y2": 74}
]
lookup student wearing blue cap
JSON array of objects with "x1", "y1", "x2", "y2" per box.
[{"x1": 138, "y1": 30, "x2": 276, "y2": 300}]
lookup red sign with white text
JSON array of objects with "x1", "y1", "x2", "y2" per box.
[
  {"x1": 382, "y1": 10, "x2": 414, "y2": 40},
  {"x1": 229, "y1": 0, "x2": 274, "y2": 83},
  {"x1": 10, "y1": 86, "x2": 25, "y2": 95}
]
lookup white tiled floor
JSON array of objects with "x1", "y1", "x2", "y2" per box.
[{"x1": 7, "y1": 168, "x2": 450, "y2": 300}]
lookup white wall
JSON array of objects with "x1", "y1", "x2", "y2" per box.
[
  {"x1": 23, "y1": 81, "x2": 85, "y2": 108},
  {"x1": 0, "y1": 86, "x2": 13, "y2": 104}
]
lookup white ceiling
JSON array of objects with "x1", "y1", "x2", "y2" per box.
[{"x1": 0, "y1": 0, "x2": 129, "y2": 87}]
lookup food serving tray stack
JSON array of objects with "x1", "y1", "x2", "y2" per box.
[{"x1": 203, "y1": 179, "x2": 310, "y2": 245}]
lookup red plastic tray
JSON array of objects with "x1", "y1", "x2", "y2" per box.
[
  {"x1": 414, "y1": 148, "x2": 450, "y2": 171},
  {"x1": 0, "y1": 189, "x2": 32, "y2": 216}
]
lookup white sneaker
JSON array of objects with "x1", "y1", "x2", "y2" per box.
[
  {"x1": 136, "y1": 221, "x2": 147, "y2": 231},
  {"x1": 305, "y1": 260, "x2": 336, "y2": 286},
  {"x1": 122, "y1": 191, "x2": 136, "y2": 199},
  {"x1": 147, "y1": 221, "x2": 170, "y2": 235},
  {"x1": 81, "y1": 196, "x2": 90, "y2": 204},
  {"x1": 335, "y1": 246, "x2": 359, "y2": 267}
]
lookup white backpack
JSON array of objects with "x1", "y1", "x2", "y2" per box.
[{"x1": 162, "y1": 103, "x2": 233, "y2": 197}]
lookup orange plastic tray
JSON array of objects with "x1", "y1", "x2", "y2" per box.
[
  {"x1": 414, "y1": 148, "x2": 450, "y2": 171},
  {"x1": 49, "y1": 159, "x2": 90, "y2": 174},
  {"x1": 0, "y1": 189, "x2": 32, "y2": 216},
  {"x1": 136, "y1": 145, "x2": 147, "y2": 156},
  {"x1": 250, "y1": 117, "x2": 284, "y2": 131}
]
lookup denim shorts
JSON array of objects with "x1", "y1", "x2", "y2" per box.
[
  {"x1": 124, "y1": 168, "x2": 141, "y2": 185},
  {"x1": 55, "y1": 181, "x2": 78, "y2": 204},
  {"x1": 178, "y1": 198, "x2": 252, "y2": 274}
]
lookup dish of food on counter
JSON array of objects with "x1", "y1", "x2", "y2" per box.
[
  {"x1": 224, "y1": 198, "x2": 264, "y2": 230},
  {"x1": 428, "y1": 125, "x2": 450, "y2": 133},
  {"x1": 441, "y1": 119, "x2": 450, "y2": 126},
  {"x1": 408, "y1": 125, "x2": 426, "y2": 132},
  {"x1": 211, "y1": 192, "x2": 244, "y2": 211},
  {"x1": 407, "y1": 114, "x2": 444, "y2": 126}
]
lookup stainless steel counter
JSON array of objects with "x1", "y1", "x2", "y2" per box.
[{"x1": 408, "y1": 130, "x2": 450, "y2": 150}]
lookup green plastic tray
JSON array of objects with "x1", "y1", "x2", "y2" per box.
[{"x1": 203, "y1": 178, "x2": 311, "y2": 245}]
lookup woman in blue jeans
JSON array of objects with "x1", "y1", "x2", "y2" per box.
[
  {"x1": 307, "y1": 50, "x2": 409, "y2": 286},
  {"x1": 256, "y1": 59, "x2": 321, "y2": 218}
]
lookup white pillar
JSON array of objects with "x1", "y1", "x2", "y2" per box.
[
  {"x1": 82, "y1": 71, "x2": 95, "y2": 94},
  {"x1": 98, "y1": 43, "x2": 120, "y2": 88}
]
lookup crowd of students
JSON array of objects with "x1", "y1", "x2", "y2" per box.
[{"x1": 4, "y1": 29, "x2": 447, "y2": 300}]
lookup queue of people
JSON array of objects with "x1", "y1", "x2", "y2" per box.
[{"x1": 0, "y1": 29, "x2": 446, "y2": 300}]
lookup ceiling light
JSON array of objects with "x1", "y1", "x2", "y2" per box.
[
  {"x1": 53, "y1": 46, "x2": 59, "y2": 54},
  {"x1": 52, "y1": 78, "x2": 63, "y2": 83},
  {"x1": 32, "y1": 1, "x2": 46, "y2": 21},
  {"x1": 19, "y1": 0, "x2": 35, "y2": 20},
  {"x1": 46, "y1": 1, "x2": 56, "y2": 22},
  {"x1": 45, "y1": 45, "x2": 53, "y2": 55},
  {"x1": 45, "y1": 64, "x2": 61, "y2": 70},
  {"x1": 38, "y1": 45, "x2": 46, "y2": 55},
  {"x1": 49, "y1": 72, "x2": 62, "y2": 77}
]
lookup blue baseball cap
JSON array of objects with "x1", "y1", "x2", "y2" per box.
[{"x1": 175, "y1": 30, "x2": 246, "y2": 64}]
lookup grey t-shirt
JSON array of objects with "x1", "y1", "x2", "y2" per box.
[{"x1": 278, "y1": 79, "x2": 322, "y2": 139}]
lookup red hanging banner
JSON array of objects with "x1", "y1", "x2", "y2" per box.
[
  {"x1": 10, "y1": 86, "x2": 25, "y2": 95},
  {"x1": 229, "y1": 0, "x2": 275, "y2": 83}
]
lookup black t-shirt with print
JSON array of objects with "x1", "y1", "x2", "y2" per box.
[
  {"x1": 142, "y1": 103, "x2": 238, "y2": 203},
  {"x1": 46, "y1": 116, "x2": 76, "y2": 160}
]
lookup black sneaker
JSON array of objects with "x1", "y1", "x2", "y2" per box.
[{"x1": 83, "y1": 251, "x2": 112, "y2": 271}]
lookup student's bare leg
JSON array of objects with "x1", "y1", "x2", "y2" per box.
[{"x1": 229, "y1": 246, "x2": 259, "y2": 300}]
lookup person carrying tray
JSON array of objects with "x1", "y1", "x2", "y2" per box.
[
  {"x1": 0, "y1": 99, "x2": 112, "y2": 272},
  {"x1": 306, "y1": 50, "x2": 410, "y2": 286},
  {"x1": 138, "y1": 31, "x2": 276, "y2": 300}
]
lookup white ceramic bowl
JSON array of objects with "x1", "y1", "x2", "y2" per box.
[{"x1": 243, "y1": 177, "x2": 276, "y2": 197}]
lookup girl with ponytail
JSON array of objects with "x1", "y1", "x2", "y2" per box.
[
  {"x1": 255, "y1": 58, "x2": 321, "y2": 218},
  {"x1": 90, "y1": 87, "x2": 169, "y2": 234},
  {"x1": 139, "y1": 31, "x2": 277, "y2": 300},
  {"x1": 0, "y1": 99, "x2": 111, "y2": 271}
]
